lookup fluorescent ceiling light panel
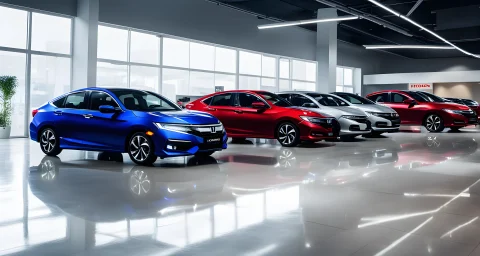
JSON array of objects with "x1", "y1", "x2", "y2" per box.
[
  {"x1": 258, "y1": 16, "x2": 358, "y2": 30},
  {"x1": 364, "y1": 45, "x2": 455, "y2": 50},
  {"x1": 368, "y1": 0, "x2": 480, "y2": 58}
]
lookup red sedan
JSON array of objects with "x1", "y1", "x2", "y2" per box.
[
  {"x1": 366, "y1": 90, "x2": 476, "y2": 132},
  {"x1": 186, "y1": 90, "x2": 340, "y2": 147}
]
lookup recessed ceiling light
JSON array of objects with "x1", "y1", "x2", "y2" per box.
[
  {"x1": 364, "y1": 45, "x2": 455, "y2": 50},
  {"x1": 368, "y1": 0, "x2": 480, "y2": 58},
  {"x1": 258, "y1": 16, "x2": 358, "y2": 30}
]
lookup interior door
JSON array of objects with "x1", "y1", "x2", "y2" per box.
[{"x1": 234, "y1": 93, "x2": 275, "y2": 138}]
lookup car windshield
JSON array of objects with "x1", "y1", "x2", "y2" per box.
[
  {"x1": 335, "y1": 93, "x2": 375, "y2": 105},
  {"x1": 416, "y1": 91, "x2": 447, "y2": 102},
  {"x1": 463, "y1": 99, "x2": 478, "y2": 106},
  {"x1": 307, "y1": 93, "x2": 349, "y2": 106},
  {"x1": 445, "y1": 98, "x2": 463, "y2": 104},
  {"x1": 110, "y1": 89, "x2": 181, "y2": 112},
  {"x1": 257, "y1": 91, "x2": 291, "y2": 107},
  {"x1": 402, "y1": 91, "x2": 429, "y2": 102}
]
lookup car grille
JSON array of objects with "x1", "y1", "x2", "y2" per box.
[
  {"x1": 375, "y1": 113, "x2": 400, "y2": 120},
  {"x1": 187, "y1": 124, "x2": 224, "y2": 137},
  {"x1": 198, "y1": 134, "x2": 224, "y2": 150}
]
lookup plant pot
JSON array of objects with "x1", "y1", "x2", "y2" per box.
[{"x1": 0, "y1": 127, "x2": 11, "y2": 139}]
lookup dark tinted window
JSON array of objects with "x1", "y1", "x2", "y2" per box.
[
  {"x1": 277, "y1": 94, "x2": 290, "y2": 102},
  {"x1": 52, "y1": 96, "x2": 66, "y2": 108},
  {"x1": 110, "y1": 89, "x2": 180, "y2": 112},
  {"x1": 402, "y1": 91, "x2": 428, "y2": 102},
  {"x1": 416, "y1": 91, "x2": 446, "y2": 102},
  {"x1": 64, "y1": 92, "x2": 87, "y2": 109},
  {"x1": 291, "y1": 94, "x2": 317, "y2": 108},
  {"x1": 392, "y1": 93, "x2": 407, "y2": 103},
  {"x1": 203, "y1": 97, "x2": 213, "y2": 105},
  {"x1": 445, "y1": 98, "x2": 463, "y2": 104},
  {"x1": 307, "y1": 93, "x2": 348, "y2": 107},
  {"x1": 462, "y1": 99, "x2": 478, "y2": 106},
  {"x1": 210, "y1": 93, "x2": 233, "y2": 106},
  {"x1": 238, "y1": 93, "x2": 264, "y2": 108},
  {"x1": 335, "y1": 93, "x2": 374, "y2": 105},
  {"x1": 89, "y1": 91, "x2": 119, "y2": 110},
  {"x1": 257, "y1": 91, "x2": 291, "y2": 107},
  {"x1": 367, "y1": 93, "x2": 388, "y2": 103}
]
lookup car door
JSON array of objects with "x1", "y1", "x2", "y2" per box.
[
  {"x1": 387, "y1": 93, "x2": 416, "y2": 124},
  {"x1": 54, "y1": 91, "x2": 90, "y2": 145},
  {"x1": 201, "y1": 93, "x2": 238, "y2": 134},
  {"x1": 234, "y1": 92, "x2": 276, "y2": 137},
  {"x1": 81, "y1": 91, "x2": 131, "y2": 150}
]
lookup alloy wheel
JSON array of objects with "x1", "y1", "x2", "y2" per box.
[
  {"x1": 426, "y1": 115, "x2": 441, "y2": 131},
  {"x1": 129, "y1": 170, "x2": 151, "y2": 196},
  {"x1": 41, "y1": 130, "x2": 56, "y2": 153},
  {"x1": 278, "y1": 124, "x2": 296, "y2": 146},
  {"x1": 130, "y1": 135, "x2": 151, "y2": 162}
]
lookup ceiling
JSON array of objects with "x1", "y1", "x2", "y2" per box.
[{"x1": 209, "y1": 0, "x2": 480, "y2": 59}]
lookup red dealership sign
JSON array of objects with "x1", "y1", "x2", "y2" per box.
[{"x1": 409, "y1": 83, "x2": 432, "y2": 90}]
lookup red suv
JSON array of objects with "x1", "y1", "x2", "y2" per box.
[
  {"x1": 366, "y1": 90, "x2": 476, "y2": 132},
  {"x1": 186, "y1": 90, "x2": 340, "y2": 147}
]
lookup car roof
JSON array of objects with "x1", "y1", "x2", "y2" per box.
[
  {"x1": 277, "y1": 91, "x2": 331, "y2": 95},
  {"x1": 72, "y1": 87, "x2": 142, "y2": 93}
]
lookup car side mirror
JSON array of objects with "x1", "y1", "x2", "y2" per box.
[
  {"x1": 252, "y1": 102, "x2": 267, "y2": 109},
  {"x1": 301, "y1": 103, "x2": 318, "y2": 108},
  {"x1": 99, "y1": 105, "x2": 116, "y2": 113},
  {"x1": 403, "y1": 99, "x2": 416, "y2": 107}
]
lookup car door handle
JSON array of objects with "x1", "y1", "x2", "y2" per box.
[
  {"x1": 83, "y1": 114, "x2": 93, "y2": 119},
  {"x1": 54, "y1": 111, "x2": 62, "y2": 116},
  {"x1": 234, "y1": 109, "x2": 243, "y2": 113},
  {"x1": 206, "y1": 107, "x2": 216, "y2": 111}
]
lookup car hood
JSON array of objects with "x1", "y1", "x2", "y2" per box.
[
  {"x1": 350, "y1": 104, "x2": 397, "y2": 114},
  {"x1": 427, "y1": 102, "x2": 471, "y2": 110},
  {"x1": 328, "y1": 106, "x2": 367, "y2": 116},
  {"x1": 134, "y1": 110, "x2": 219, "y2": 125}
]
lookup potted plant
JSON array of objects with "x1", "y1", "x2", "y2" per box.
[{"x1": 0, "y1": 76, "x2": 18, "y2": 139}]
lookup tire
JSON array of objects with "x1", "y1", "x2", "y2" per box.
[
  {"x1": 128, "y1": 132, "x2": 157, "y2": 166},
  {"x1": 424, "y1": 114, "x2": 444, "y2": 132},
  {"x1": 450, "y1": 127, "x2": 461, "y2": 132},
  {"x1": 231, "y1": 137, "x2": 247, "y2": 143},
  {"x1": 276, "y1": 122, "x2": 300, "y2": 147},
  {"x1": 195, "y1": 151, "x2": 215, "y2": 158},
  {"x1": 39, "y1": 128, "x2": 62, "y2": 156}
]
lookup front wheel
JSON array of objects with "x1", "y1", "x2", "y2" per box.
[
  {"x1": 39, "y1": 128, "x2": 62, "y2": 156},
  {"x1": 424, "y1": 114, "x2": 444, "y2": 132},
  {"x1": 128, "y1": 132, "x2": 157, "y2": 166},
  {"x1": 276, "y1": 122, "x2": 300, "y2": 147},
  {"x1": 195, "y1": 151, "x2": 214, "y2": 158}
]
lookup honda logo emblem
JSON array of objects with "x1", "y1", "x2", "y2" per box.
[{"x1": 211, "y1": 126, "x2": 216, "y2": 133}]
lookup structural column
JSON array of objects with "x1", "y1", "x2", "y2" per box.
[
  {"x1": 316, "y1": 8, "x2": 337, "y2": 93},
  {"x1": 72, "y1": 0, "x2": 99, "y2": 89}
]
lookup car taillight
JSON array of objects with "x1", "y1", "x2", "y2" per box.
[{"x1": 32, "y1": 109, "x2": 38, "y2": 117}]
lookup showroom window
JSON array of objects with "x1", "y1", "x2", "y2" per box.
[
  {"x1": 336, "y1": 67, "x2": 354, "y2": 93},
  {"x1": 0, "y1": 5, "x2": 73, "y2": 137},
  {"x1": 97, "y1": 23, "x2": 317, "y2": 103}
]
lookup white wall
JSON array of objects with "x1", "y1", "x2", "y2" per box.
[{"x1": 364, "y1": 70, "x2": 480, "y2": 85}]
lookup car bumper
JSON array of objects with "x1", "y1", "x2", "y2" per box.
[
  {"x1": 298, "y1": 119, "x2": 340, "y2": 141},
  {"x1": 338, "y1": 118, "x2": 371, "y2": 136},
  {"x1": 444, "y1": 112, "x2": 478, "y2": 127},
  {"x1": 368, "y1": 115, "x2": 401, "y2": 132},
  {"x1": 152, "y1": 129, "x2": 228, "y2": 158}
]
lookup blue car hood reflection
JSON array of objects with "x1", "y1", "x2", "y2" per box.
[{"x1": 134, "y1": 110, "x2": 219, "y2": 125}]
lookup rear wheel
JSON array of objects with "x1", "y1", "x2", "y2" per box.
[
  {"x1": 276, "y1": 122, "x2": 300, "y2": 147},
  {"x1": 424, "y1": 114, "x2": 444, "y2": 132},
  {"x1": 128, "y1": 132, "x2": 157, "y2": 166},
  {"x1": 39, "y1": 128, "x2": 62, "y2": 156}
]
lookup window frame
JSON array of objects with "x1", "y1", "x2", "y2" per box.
[
  {"x1": 235, "y1": 92, "x2": 271, "y2": 109},
  {"x1": 208, "y1": 92, "x2": 234, "y2": 107},
  {"x1": 63, "y1": 91, "x2": 87, "y2": 110}
]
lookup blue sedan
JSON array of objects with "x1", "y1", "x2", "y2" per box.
[{"x1": 30, "y1": 88, "x2": 227, "y2": 165}]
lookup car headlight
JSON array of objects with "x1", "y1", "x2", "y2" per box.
[
  {"x1": 300, "y1": 116, "x2": 334, "y2": 124},
  {"x1": 341, "y1": 115, "x2": 366, "y2": 120},
  {"x1": 443, "y1": 109, "x2": 464, "y2": 114},
  {"x1": 155, "y1": 123, "x2": 192, "y2": 133},
  {"x1": 366, "y1": 112, "x2": 399, "y2": 118}
]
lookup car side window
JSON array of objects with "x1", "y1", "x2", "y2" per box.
[
  {"x1": 89, "y1": 91, "x2": 119, "y2": 110},
  {"x1": 203, "y1": 97, "x2": 213, "y2": 105},
  {"x1": 64, "y1": 92, "x2": 87, "y2": 109},
  {"x1": 277, "y1": 94, "x2": 290, "y2": 102},
  {"x1": 368, "y1": 93, "x2": 388, "y2": 103},
  {"x1": 210, "y1": 93, "x2": 233, "y2": 106},
  {"x1": 52, "y1": 96, "x2": 66, "y2": 108},
  {"x1": 291, "y1": 95, "x2": 317, "y2": 108},
  {"x1": 329, "y1": 96, "x2": 349, "y2": 106},
  {"x1": 392, "y1": 93, "x2": 407, "y2": 103},
  {"x1": 238, "y1": 93, "x2": 263, "y2": 108}
]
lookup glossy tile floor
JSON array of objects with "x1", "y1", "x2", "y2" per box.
[{"x1": 3, "y1": 132, "x2": 480, "y2": 256}]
